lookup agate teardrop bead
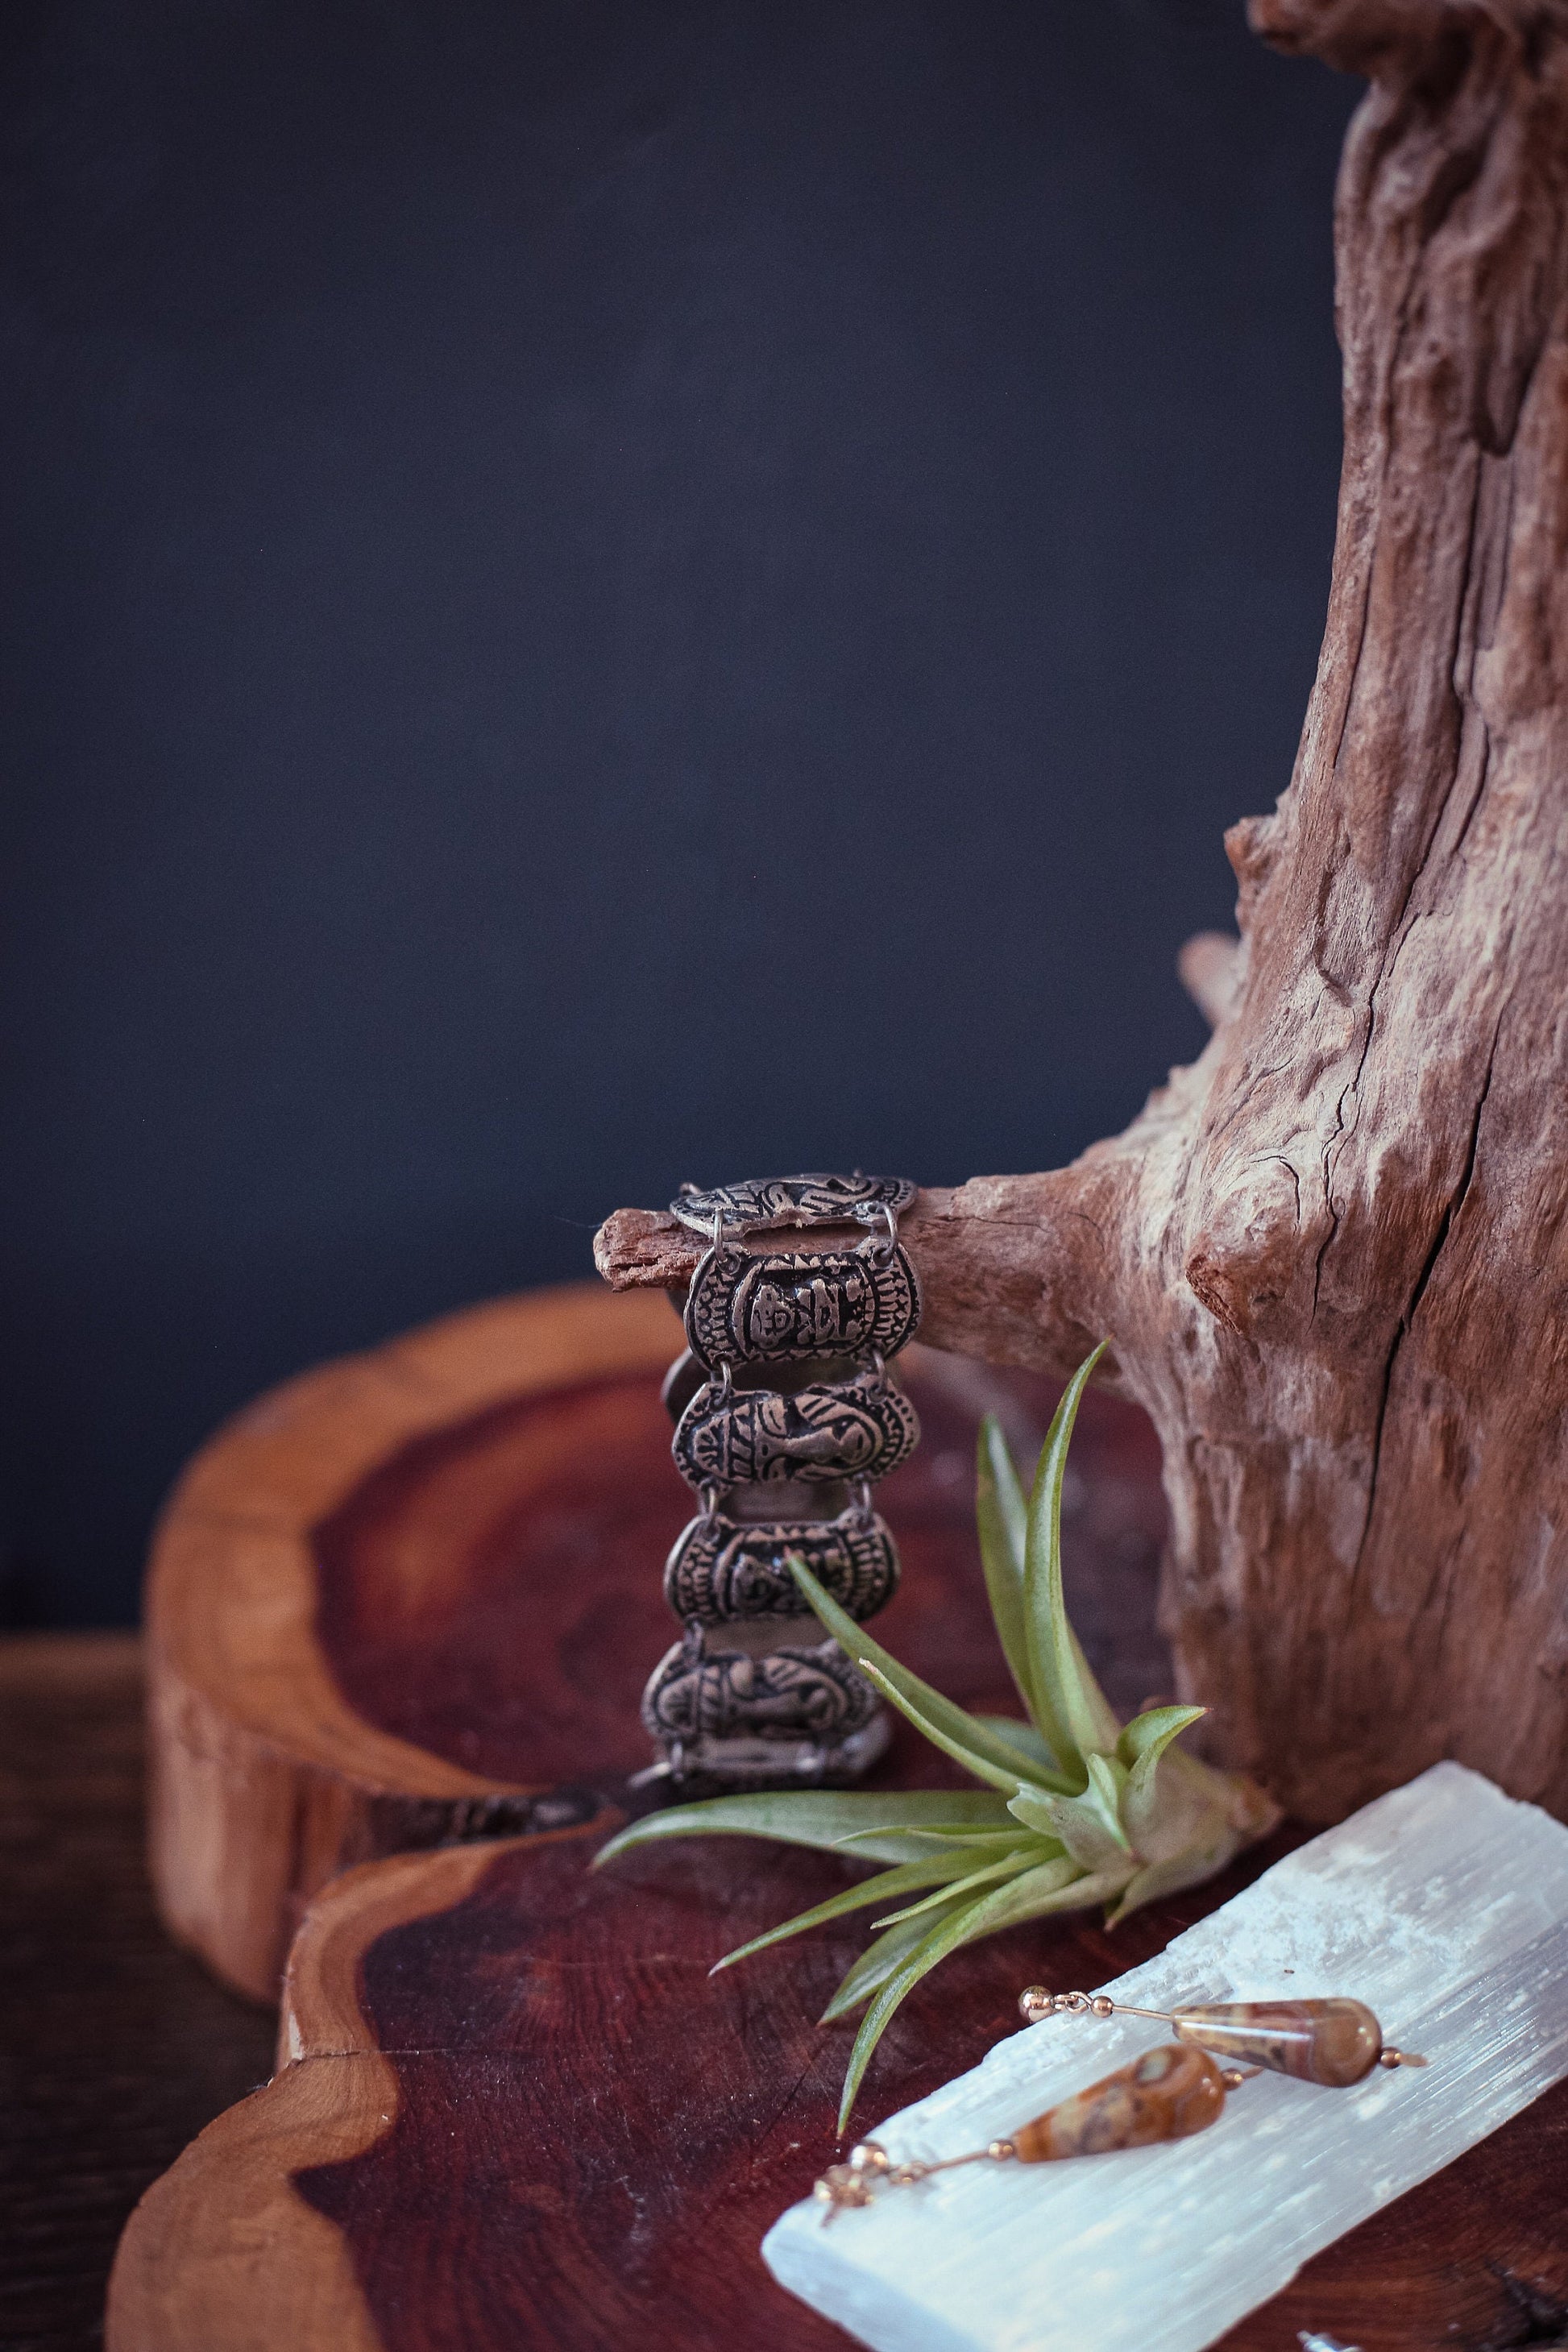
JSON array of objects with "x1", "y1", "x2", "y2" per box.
[
  {"x1": 1172, "y1": 1997, "x2": 1382, "y2": 2087},
  {"x1": 1011, "y1": 2043, "x2": 1226, "y2": 2162}
]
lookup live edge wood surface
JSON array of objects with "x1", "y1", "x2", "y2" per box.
[
  {"x1": 68, "y1": 1284, "x2": 1566, "y2": 2351},
  {"x1": 143, "y1": 1282, "x2": 687, "y2": 2006},
  {"x1": 12, "y1": 1636, "x2": 1566, "y2": 2352},
  {"x1": 106, "y1": 1825, "x2": 1568, "y2": 2352}
]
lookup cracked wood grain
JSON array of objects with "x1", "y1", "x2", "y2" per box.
[{"x1": 597, "y1": 0, "x2": 1568, "y2": 1823}]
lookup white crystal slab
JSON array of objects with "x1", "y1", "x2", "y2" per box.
[{"x1": 762, "y1": 1763, "x2": 1568, "y2": 2352}]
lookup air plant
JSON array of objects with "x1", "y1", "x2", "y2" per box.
[{"x1": 595, "y1": 1344, "x2": 1279, "y2": 2130}]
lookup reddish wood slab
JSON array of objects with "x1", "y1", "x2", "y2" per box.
[
  {"x1": 119, "y1": 1287, "x2": 1568, "y2": 2350},
  {"x1": 310, "y1": 1336, "x2": 1169, "y2": 1786},
  {"x1": 146, "y1": 1284, "x2": 682, "y2": 2000},
  {"x1": 110, "y1": 1821, "x2": 1568, "y2": 2352},
  {"x1": 148, "y1": 1278, "x2": 1169, "y2": 2000}
]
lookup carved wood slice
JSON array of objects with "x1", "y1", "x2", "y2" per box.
[
  {"x1": 147, "y1": 1284, "x2": 680, "y2": 2000},
  {"x1": 147, "y1": 1281, "x2": 1169, "y2": 2002},
  {"x1": 110, "y1": 1823, "x2": 1568, "y2": 2352},
  {"x1": 130, "y1": 1291, "x2": 1566, "y2": 2348}
]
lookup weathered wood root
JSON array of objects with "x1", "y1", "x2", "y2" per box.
[{"x1": 598, "y1": 0, "x2": 1568, "y2": 1823}]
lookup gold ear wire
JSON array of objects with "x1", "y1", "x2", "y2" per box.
[
  {"x1": 814, "y1": 2137, "x2": 1017, "y2": 2222},
  {"x1": 1018, "y1": 1987, "x2": 1426, "y2": 2088},
  {"x1": 812, "y1": 2042, "x2": 1238, "y2": 2220}
]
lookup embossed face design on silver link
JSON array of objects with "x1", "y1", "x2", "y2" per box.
[
  {"x1": 663, "y1": 1501, "x2": 899, "y2": 1624},
  {"x1": 641, "y1": 1170, "x2": 921, "y2": 1788},
  {"x1": 641, "y1": 1636, "x2": 882, "y2": 1747},
  {"x1": 673, "y1": 1374, "x2": 921, "y2": 1490},
  {"x1": 684, "y1": 1239, "x2": 921, "y2": 1371}
]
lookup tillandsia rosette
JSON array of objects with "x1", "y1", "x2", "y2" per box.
[{"x1": 595, "y1": 1344, "x2": 1280, "y2": 2129}]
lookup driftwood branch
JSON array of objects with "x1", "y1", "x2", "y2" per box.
[
  {"x1": 596, "y1": 1172, "x2": 1126, "y2": 1378},
  {"x1": 596, "y1": 0, "x2": 1568, "y2": 1823}
]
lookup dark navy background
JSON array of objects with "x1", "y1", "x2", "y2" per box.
[{"x1": 0, "y1": 0, "x2": 1357, "y2": 1624}]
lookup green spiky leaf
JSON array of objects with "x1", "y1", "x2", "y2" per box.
[
  {"x1": 1118, "y1": 1703, "x2": 1206, "y2": 1773},
  {"x1": 790, "y1": 1558, "x2": 1070, "y2": 1794},
  {"x1": 976, "y1": 1412, "x2": 1035, "y2": 1715},
  {"x1": 834, "y1": 1825, "x2": 1043, "y2": 1851},
  {"x1": 836, "y1": 1856, "x2": 1126, "y2": 2131},
  {"x1": 594, "y1": 1786, "x2": 1013, "y2": 1872},
  {"x1": 708, "y1": 1854, "x2": 973, "y2": 1974},
  {"x1": 971, "y1": 1715, "x2": 1062, "y2": 1774},
  {"x1": 869, "y1": 1844, "x2": 1045, "y2": 1930},
  {"x1": 1119, "y1": 1704, "x2": 1206, "y2": 1846},
  {"x1": 852, "y1": 1661, "x2": 1037, "y2": 1797},
  {"x1": 1023, "y1": 1343, "x2": 1123, "y2": 1767},
  {"x1": 1008, "y1": 1755, "x2": 1132, "y2": 1874},
  {"x1": 819, "y1": 1902, "x2": 972, "y2": 2021},
  {"x1": 594, "y1": 1341, "x2": 1280, "y2": 2130}
]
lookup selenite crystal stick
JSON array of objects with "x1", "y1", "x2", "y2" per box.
[{"x1": 762, "y1": 1764, "x2": 1568, "y2": 2352}]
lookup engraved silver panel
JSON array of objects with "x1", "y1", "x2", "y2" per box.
[
  {"x1": 670, "y1": 1172, "x2": 916, "y2": 1235},
  {"x1": 646, "y1": 1168, "x2": 919, "y2": 1786},
  {"x1": 684, "y1": 1238, "x2": 920, "y2": 1369},
  {"x1": 640, "y1": 1711, "x2": 893, "y2": 1790},
  {"x1": 641, "y1": 1635, "x2": 881, "y2": 1746},
  {"x1": 664, "y1": 1504, "x2": 899, "y2": 1623},
  {"x1": 672, "y1": 1371, "x2": 920, "y2": 1488}
]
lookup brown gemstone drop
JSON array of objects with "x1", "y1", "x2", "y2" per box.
[
  {"x1": 1171, "y1": 1997, "x2": 1383, "y2": 2087},
  {"x1": 1010, "y1": 2043, "x2": 1226, "y2": 2162}
]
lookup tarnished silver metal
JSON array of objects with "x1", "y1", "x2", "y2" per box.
[
  {"x1": 684, "y1": 1237, "x2": 921, "y2": 1370},
  {"x1": 673, "y1": 1370, "x2": 920, "y2": 1489},
  {"x1": 670, "y1": 1172, "x2": 916, "y2": 1236},
  {"x1": 664, "y1": 1500, "x2": 899, "y2": 1623},
  {"x1": 641, "y1": 1630, "x2": 882, "y2": 1748},
  {"x1": 634, "y1": 1708, "x2": 893, "y2": 1791},
  {"x1": 644, "y1": 1168, "x2": 919, "y2": 1790}
]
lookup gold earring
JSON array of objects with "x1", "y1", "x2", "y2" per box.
[
  {"x1": 812, "y1": 1996, "x2": 1426, "y2": 2222},
  {"x1": 815, "y1": 2043, "x2": 1247, "y2": 2219},
  {"x1": 1016, "y1": 1987, "x2": 1426, "y2": 2086}
]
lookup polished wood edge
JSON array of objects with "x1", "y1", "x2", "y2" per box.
[
  {"x1": 146, "y1": 1541, "x2": 524, "y2": 1798},
  {"x1": 143, "y1": 1284, "x2": 675, "y2": 1997},
  {"x1": 111, "y1": 1832, "x2": 616, "y2": 2352},
  {"x1": 147, "y1": 1280, "x2": 678, "y2": 1753},
  {"x1": 278, "y1": 1837, "x2": 529, "y2": 2067},
  {"x1": 105, "y1": 2055, "x2": 392, "y2": 2352}
]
